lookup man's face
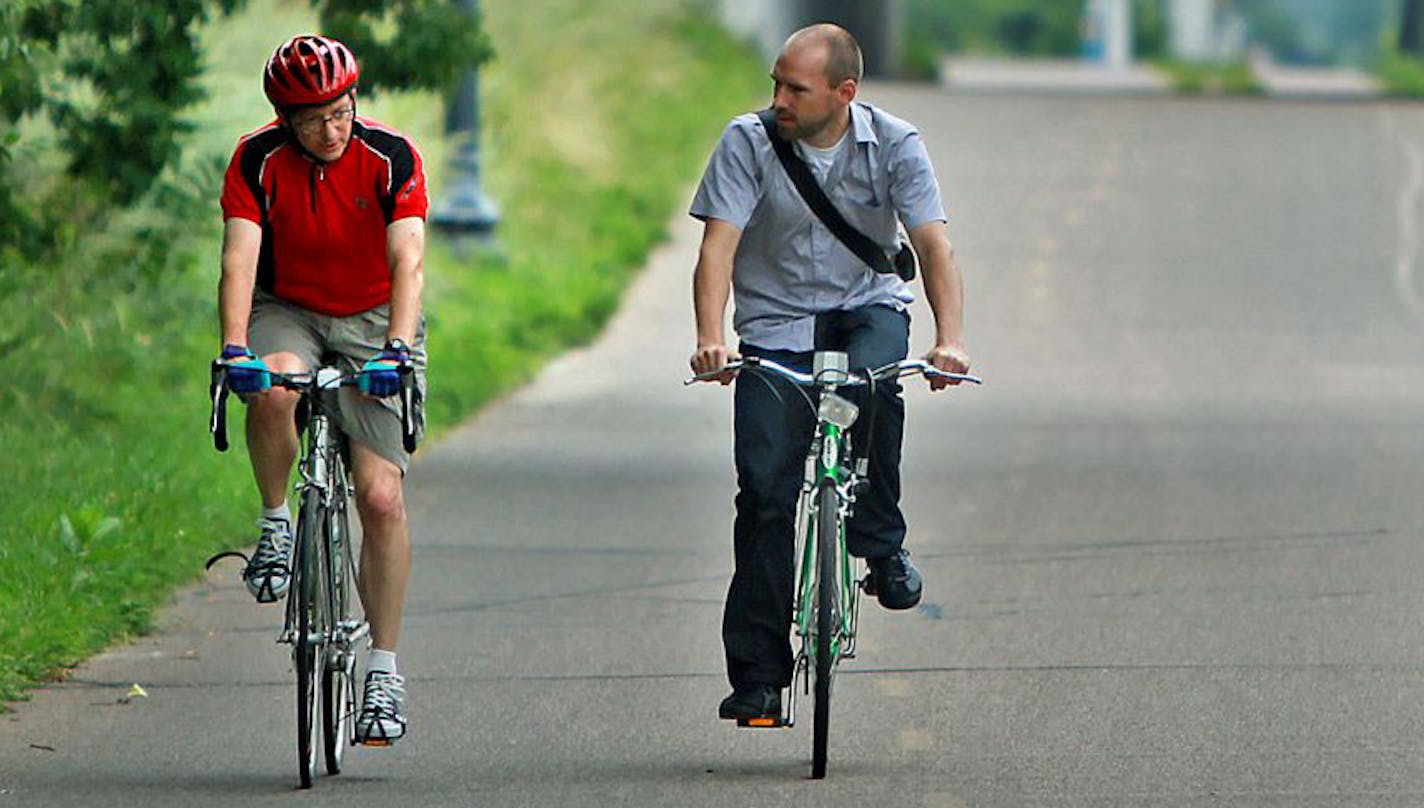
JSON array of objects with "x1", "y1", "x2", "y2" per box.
[
  {"x1": 769, "y1": 43, "x2": 852, "y2": 142},
  {"x1": 285, "y1": 93, "x2": 355, "y2": 162}
]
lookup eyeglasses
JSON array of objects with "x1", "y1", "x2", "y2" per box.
[{"x1": 292, "y1": 106, "x2": 354, "y2": 135}]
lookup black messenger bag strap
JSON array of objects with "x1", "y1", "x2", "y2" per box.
[{"x1": 757, "y1": 108, "x2": 898, "y2": 277}]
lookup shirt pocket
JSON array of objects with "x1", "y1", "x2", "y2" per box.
[{"x1": 840, "y1": 164, "x2": 881, "y2": 208}]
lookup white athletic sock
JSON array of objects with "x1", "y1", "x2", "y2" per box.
[
  {"x1": 261, "y1": 503, "x2": 291, "y2": 525},
  {"x1": 368, "y1": 649, "x2": 398, "y2": 677}
]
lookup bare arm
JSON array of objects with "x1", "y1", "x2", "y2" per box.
[
  {"x1": 907, "y1": 220, "x2": 971, "y2": 389},
  {"x1": 690, "y1": 218, "x2": 743, "y2": 381},
  {"x1": 385, "y1": 216, "x2": 426, "y2": 345},
  {"x1": 218, "y1": 218, "x2": 263, "y2": 347}
]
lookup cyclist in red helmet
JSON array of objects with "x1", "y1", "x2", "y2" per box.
[{"x1": 216, "y1": 34, "x2": 427, "y2": 746}]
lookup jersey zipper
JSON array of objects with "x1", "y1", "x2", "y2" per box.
[{"x1": 309, "y1": 163, "x2": 322, "y2": 215}]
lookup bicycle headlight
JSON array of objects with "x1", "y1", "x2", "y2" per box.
[{"x1": 818, "y1": 392, "x2": 859, "y2": 429}]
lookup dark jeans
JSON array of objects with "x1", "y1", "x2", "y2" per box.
[{"x1": 723, "y1": 304, "x2": 910, "y2": 690}]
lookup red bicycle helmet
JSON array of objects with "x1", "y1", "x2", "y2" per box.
[{"x1": 263, "y1": 35, "x2": 359, "y2": 109}]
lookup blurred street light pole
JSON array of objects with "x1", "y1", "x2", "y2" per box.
[
  {"x1": 808, "y1": 0, "x2": 900, "y2": 77},
  {"x1": 431, "y1": 0, "x2": 499, "y2": 239},
  {"x1": 1084, "y1": 0, "x2": 1133, "y2": 69},
  {"x1": 1106, "y1": 0, "x2": 1132, "y2": 69},
  {"x1": 1403, "y1": 0, "x2": 1424, "y2": 56}
]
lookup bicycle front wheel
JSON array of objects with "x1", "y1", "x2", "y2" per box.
[
  {"x1": 322, "y1": 476, "x2": 354, "y2": 775},
  {"x1": 293, "y1": 498, "x2": 322, "y2": 789},
  {"x1": 812, "y1": 481, "x2": 839, "y2": 780}
]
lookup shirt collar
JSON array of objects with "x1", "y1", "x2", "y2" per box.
[{"x1": 850, "y1": 102, "x2": 878, "y2": 147}]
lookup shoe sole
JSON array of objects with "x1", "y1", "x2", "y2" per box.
[
  {"x1": 719, "y1": 702, "x2": 784, "y2": 725},
  {"x1": 878, "y1": 594, "x2": 921, "y2": 610},
  {"x1": 354, "y1": 727, "x2": 405, "y2": 746}
]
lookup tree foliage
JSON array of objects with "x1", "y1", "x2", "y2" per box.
[
  {"x1": 0, "y1": 0, "x2": 489, "y2": 261},
  {"x1": 321, "y1": 1, "x2": 492, "y2": 96}
]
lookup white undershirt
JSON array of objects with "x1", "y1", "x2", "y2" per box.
[{"x1": 796, "y1": 128, "x2": 849, "y2": 183}]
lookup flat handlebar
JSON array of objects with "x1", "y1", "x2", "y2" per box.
[{"x1": 685, "y1": 355, "x2": 983, "y2": 387}]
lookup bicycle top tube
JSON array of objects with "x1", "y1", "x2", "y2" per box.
[{"x1": 686, "y1": 355, "x2": 983, "y2": 387}]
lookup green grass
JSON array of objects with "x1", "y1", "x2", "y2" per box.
[
  {"x1": 0, "y1": 0, "x2": 764, "y2": 703},
  {"x1": 1153, "y1": 58, "x2": 1263, "y2": 95},
  {"x1": 1377, "y1": 48, "x2": 1424, "y2": 98}
]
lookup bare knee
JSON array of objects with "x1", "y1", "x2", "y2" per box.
[
  {"x1": 357, "y1": 474, "x2": 405, "y2": 525},
  {"x1": 248, "y1": 387, "x2": 301, "y2": 426},
  {"x1": 246, "y1": 351, "x2": 305, "y2": 428}
]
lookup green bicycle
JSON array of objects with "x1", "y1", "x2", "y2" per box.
[{"x1": 692, "y1": 351, "x2": 980, "y2": 779}]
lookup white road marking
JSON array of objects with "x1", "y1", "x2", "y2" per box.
[{"x1": 1381, "y1": 108, "x2": 1424, "y2": 324}]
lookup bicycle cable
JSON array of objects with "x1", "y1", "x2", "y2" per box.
[{"x1": 745, "y1": 364, "x2": 819, "y2": 415}]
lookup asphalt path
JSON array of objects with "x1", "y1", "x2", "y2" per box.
[{"x1": 6, "y1": 87, "x2": 1424, "y2": 807}]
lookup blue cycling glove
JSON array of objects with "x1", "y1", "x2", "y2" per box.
[
  {"x1": 220, "y1": 344, "x2": 271, "y2": 395},
  {"x1": 359, "y1": 339, "x2": 411, "y2": 398}
]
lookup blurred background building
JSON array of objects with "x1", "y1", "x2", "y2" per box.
[{"x1": 717, "y1": 0, "x2": 1409, "y2": 78}]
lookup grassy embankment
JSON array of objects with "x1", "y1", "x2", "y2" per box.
[
  {"x1": 0, "y1": 0, "x2": 764, "y2": 703},
  {"x1": 1378, "y1": 46, "x2": 1424, "y2": 97}
]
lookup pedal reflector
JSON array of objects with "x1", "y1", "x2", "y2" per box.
[{"x1": 736, "y1": 716, "x2": 785, "y2": 728}]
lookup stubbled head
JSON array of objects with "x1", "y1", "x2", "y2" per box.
[{"x1": 769, "y1": 24, "x2": 862, "y2": 143}]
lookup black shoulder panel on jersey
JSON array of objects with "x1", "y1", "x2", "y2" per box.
[
  {"x1": 354, "y1": 121, "x2": 417, "y2": 222},
  {"x1": 256, "y1": 219, "x2": 277, "y2": 296},
  {"x1": 238, "y1": 126, "x2": 289, "y2": 217}
]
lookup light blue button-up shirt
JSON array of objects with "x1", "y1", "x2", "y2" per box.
[{"x1": 690, "y1": 101, "x2": 947, "y2": 352}]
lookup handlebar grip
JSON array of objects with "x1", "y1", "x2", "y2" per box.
[
  {"x1": 398, "y1": 363, "x2": 417, "y2": 453},
  {"x1": 925, "y1": 370, "x2": 983, "y2": 385},
  {"x1": 209, "y1": 362, "x2": 230, "y2": 452},
  {"x1": 685, "y1": 358, "x2": 751, "y2": 385}
]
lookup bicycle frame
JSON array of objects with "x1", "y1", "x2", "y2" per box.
[
  {"x1": 281, "y1": 370, "x2": 366, "y2": 654},
  {"x1": 786, "y1": 408, "x2": 863, "y2": 730}
]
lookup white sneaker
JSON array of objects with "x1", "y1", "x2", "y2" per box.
[
  {"x1": 242, "y1": 518, "x2": 292, "y2": 603},
  {"x1": 355, "y1": 671, "x2": 407, "y2": 745}
]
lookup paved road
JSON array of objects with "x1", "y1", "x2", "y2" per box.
[{"x1": 6, "y1": 88, "x2": 1424, "y2": 807}]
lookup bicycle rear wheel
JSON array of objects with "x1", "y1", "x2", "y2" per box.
[
  {"x1": 812, "y1": 481, "x2": 839, "y2": 779},
  {"x1": 293, "y1": 498, "x2": 323, "y2": 789},
  {"x1": 322, "y1": 465, "x2": 354, "y2": 775}
]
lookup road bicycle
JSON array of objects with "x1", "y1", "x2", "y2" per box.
[
  {"x1": 206, "y1": 360, "x2": 417, "y2": 788},
  {"x1": 690, "y1": 351, "x2": 980, "y2": 779}
]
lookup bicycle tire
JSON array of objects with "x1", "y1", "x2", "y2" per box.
[
  {"x1": 321, "y1": 659, "x2": 351, "y2": 775},
  {"x1": 294, "y1": 497, "x2": 322, "y2": 789},
  {"x1": 322, "y1": 464, "x2": 354, "y2": 775},
  {"x1": 812, "y1": 480, "x2": 838, "y2": 779}
]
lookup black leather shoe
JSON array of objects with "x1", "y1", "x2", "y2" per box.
[
  {"x1": 864, "y1": 550, "x2": 923, "y2": 610},
  {"x1": 718, "y1": 684, "x2": 781, "y2": 720}
]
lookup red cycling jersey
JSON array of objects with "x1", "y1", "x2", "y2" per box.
[{"x1": 220, "y1": 116, "x2": 428, "y2": 317}]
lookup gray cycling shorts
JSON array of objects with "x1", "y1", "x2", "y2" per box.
[{"x1": 248, "y1": 289, "x2": 427, "y2": 473}]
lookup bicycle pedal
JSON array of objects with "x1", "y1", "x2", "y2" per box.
[
  {"x1": 735, "y1": 716, "x2": 788, "y2": 729},
  {"x1": 860, "y1": 573, "x2": 876, "y2": 595}
]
